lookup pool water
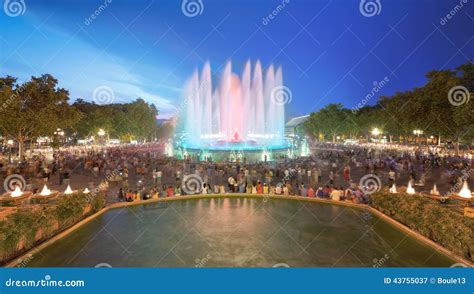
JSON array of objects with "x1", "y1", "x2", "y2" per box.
[{"x1": 28, "y1": 197, "x2": 455, "y2": 267}]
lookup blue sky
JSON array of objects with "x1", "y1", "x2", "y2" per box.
[{"x1": 1, "y1": 0, "x2": 473, "y2": 118}]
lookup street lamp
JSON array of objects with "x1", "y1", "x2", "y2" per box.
[
  {"x1": 98, "y1": 129, "x2": 106, "y2": 145},
  {"x1": 7, "y1": 139, "x2": 13, "y2": 164},
  {"x1": 371, "y1": 128, "x2": 381, "y2": 136},
  {"x1": 413, "y1": 129, "x2": 423, "y2": 145},
  {"x1": 54, "y1": 128, "x2": 65, "y2": 146}
]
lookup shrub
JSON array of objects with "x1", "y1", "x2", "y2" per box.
[
  {"x1": 371, "y1": 192, "x2": 474, "y2": 261},
  {"x1": 0, "y1": 192, "x2": 105, "y2": 263}
]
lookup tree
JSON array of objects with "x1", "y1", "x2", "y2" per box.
[
  {"x1": 0, "y1": 74, "x2": 81, "y2": 158},
  {"x1": 72, "y1": 98, "x2": 159, "y2": 143}
]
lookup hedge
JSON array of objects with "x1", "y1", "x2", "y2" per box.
[
  {"x1": 371, "y1": 191, "x2": 474, "y2": 261},
  {"x1": 0, "y1": 192, "x2": 106, "y2": 263}
]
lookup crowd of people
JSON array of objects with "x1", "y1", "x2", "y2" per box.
[{"x1": 0, "y1": 142, "x2": 472, "y2": 205}]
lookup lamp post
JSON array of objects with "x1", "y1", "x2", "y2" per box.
[
  {"x1": 54, "y1": 128, "x2": 65, "y2": 147},
  {"x1": 371, "y1": 128, "x2": 381, "y2": 143},
  {"x1": 413, "y1": 129, "x2": 423, "y2": 145},
  {"x1": 98, "y1": 129, "x2": 106, "y2": 146},
  {"x1": 7, "y1": 139, "x2": 14, "y2": 164}
]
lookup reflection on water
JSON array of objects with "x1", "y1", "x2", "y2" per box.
[{"x1": 27, "y1": 198, "x2": 455, "y2": 267}]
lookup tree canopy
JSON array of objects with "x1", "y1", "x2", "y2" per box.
[
  {"x1": 0, "y1": 74, "x2": 160, "y2": 157},
  {"x1": 303, "y1": 62, "x2": 474, "y2": 151}
]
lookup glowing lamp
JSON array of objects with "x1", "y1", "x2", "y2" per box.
[
  {"x1": 10, "y1": 186, "x2": 23, "y2": 197},
  {"x1": 64, "y1": 185, "x2": 74, "y2": 195},
  {"x1": 389, "y1": 184, "x2": 397, "y2": 194},
  {"x1": 458, "y1": 181, "x2": 472, "y2": 199},
  {"x1": 430, "y1": 184, "x2": 439, "y2": 195},
  {"x1": 40, "y1": 185, "x2": 52, "y2": 196},
  {"x1": 406, "y1": 181, "x2": 415, "y2": 195}
]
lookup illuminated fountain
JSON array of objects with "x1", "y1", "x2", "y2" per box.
[
  {"x1": 64, "y1": 185, "x2": 74, "y2": 195},
  {"x1": 300, "y1": 138, "x2": 310, "y2": 157},
  {"x1": 10, "y1": 186, "x2": 24, "y2": 197},
  {"x1": 458, "y1": 181, "x2": 472, "y2": 199},
  {"x1": 406, "y1": 181, "x2": 415, "y2": 194},
  {"x1": 40, "y1": 185, "x2": 52, "y2": 196},
  {"x1": 176, "y1": 61, "x2": 290, "y2": 161},
  {"x1": 430, "y1": 184, "x2": 440, "y2": 195},
  {"x1": 0, "y1": 185, "x2": 32, "y2": 205},
  {"x1": 389, "y1": 184, "x2": 397, "y2": 194}
]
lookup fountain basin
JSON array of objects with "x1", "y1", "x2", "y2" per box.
[{"x1": 22, "y1": 196, "x2": 460, "y2": 267}]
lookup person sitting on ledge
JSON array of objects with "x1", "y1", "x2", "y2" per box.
[
  {"x1": 323, "y1": 185, "x2": 332, "y2": 198},
  {"x1": 316, "y1": 187, "x2": 324, "y2": 198},
  {"x1": 160, "y1": 185, "x2": 167, "y2": 197},
  {"x1": 174, "y1": 185, "x2": 181, "y2": 196},
  {"x1": 257, "y1": 181, "x2": 263, "y2": 194},
  {"x1": 126, "y1": 190, "x2": 134, "y2": 202},
  {"x1": 141, "y1": 189, "x2": 149, "y2": 200},
  {"x1": 118, "y1": 188, "x2": 124, "y2": 202},
  {"x1": 134, "y1": 190, "x2": 140, "y2": 201},
  {"x1": 166, "y1": 185, "x2": 174, "y2": 197},
  {"x1": 300, "y1": 183, "x2": 307, "y2": 197},
  {"x1": 251, "y1": 184, "x2": 257, "y2": 194},
  {"x1": 245, "y1": 183, "x2": 252, "y2": 194},
  {"x1": 263, "y1": 183, "x2": 269, "y2": 194},
  {"x1": 307, "y1": 186, "x2": 315, "y2": 197},
  {"x1": 275, "y1": 184, "x2": 282, "y2": 195},
  {"x1": 151, "y1": 188, "x2": 159, "y2": 199},
  {"x1": 330, "y1": 187, "x2": 342, "y2": 201}
]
